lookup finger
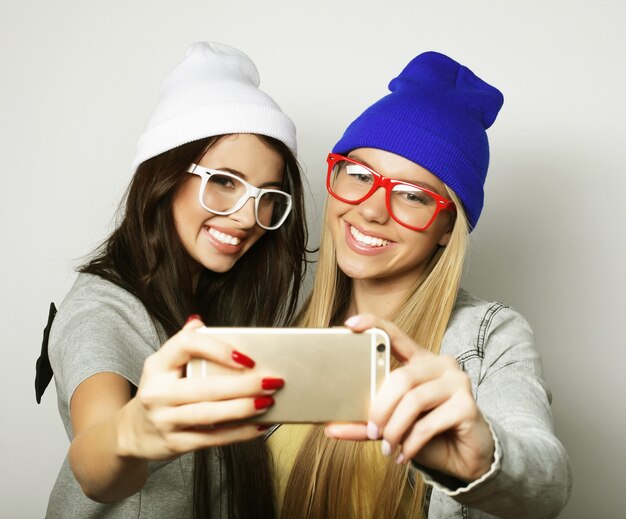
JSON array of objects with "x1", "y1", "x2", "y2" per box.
[
  {"x1": 397, "y1": 391, "x2": 470, "y2": 462},
  {"x1": 381, "y1": 378, "x2": 454, "y2": 447},
  {"x1": 324, "y1": 423, "x2": 368, "y2": 440},
  {"x1": 344, "y1": 314, "x2": 430, "y2": 362},
  {"x1": 182, "y1": 315, "x2": 204, "y2": 330},
  {"x1": 139, "y1": 373, "x2": 284, "y2": 407},
  {"x1": 369, "y1": 357, "x2": 447, "y2": 428},
  {"x1": 154, "y1": 396, "x2": 275, "y2": 429},
  {"x1": 144, "y1": 329, "x2": 254, "y2": 374},
  {"x1": 163, "y1": 423, "x2": 268, "y2": 453}
]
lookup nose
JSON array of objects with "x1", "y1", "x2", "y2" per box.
[
  {"x1": 357, "y1": 187, "x2": 389, "y2": 224},
  {"x1": 229, "y1": 197, "x2": 258, "y2": 229}
]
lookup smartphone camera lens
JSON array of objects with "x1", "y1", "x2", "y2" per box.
[{"x1": 377, "y1": 343, "x2": 386, "y2": 353}]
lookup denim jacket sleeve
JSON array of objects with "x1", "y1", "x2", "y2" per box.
[{"x1": 413, "y1": 291, "x2": 572, "y2": 519}]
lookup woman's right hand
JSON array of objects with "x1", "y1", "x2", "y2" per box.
[
  {"x1": 68, "y1": 316, "x2": 280, "y2": 502},
  {"x1": 118, "y1": 316, "x2": 281, "y2": 461}
]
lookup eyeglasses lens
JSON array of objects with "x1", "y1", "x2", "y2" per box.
[
  {"x1": 203, "y1": 173, "x2": 247, "y2": 213},
  {"x1": 203, "y1": 172, "x2": 290, "y2": 229},
  {"x1": 330, "y1": 160, "x2": 439, "y2": 229},
  {"x1": 257, "y1": 191, "x2": 290, "y2": 228}
]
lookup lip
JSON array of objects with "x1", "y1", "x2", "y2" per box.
[
  {"x1": 343, "y1": 221, "x2": 394, "y2": 256},
  {"x1": 202, "y1": 224, "x2": 247, "y2": 255}
]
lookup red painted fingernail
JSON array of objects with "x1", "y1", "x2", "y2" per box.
[
  {"x1": 261, "y1": 378, "x2": 285, "y2": 390},
  {"x1": 232, "y1": 350, "x2": 255, "y2": 368},
  {"x1": 257, "y1": 424, "x2": 273, "y2": 431},
  {"x1": 254, "y1": 396, "x2": 274, "y2": 410},
  {"x1": 185, "y1": 314, "x2": 202, "y2": 324}
]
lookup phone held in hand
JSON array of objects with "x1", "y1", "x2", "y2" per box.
[{"x1": 186, "y1": 327, "x2": 390, "y2": 423}]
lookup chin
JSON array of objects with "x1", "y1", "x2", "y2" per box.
[
  {"x1": 200, "y1": 256, "x2": 240, "y2": 274},
  {"x1": 336, "y1": 258, "x2": 373, "y2": 280},
  {"x1": 210, "y1": 262, "x2": 238, "y2": 274}
]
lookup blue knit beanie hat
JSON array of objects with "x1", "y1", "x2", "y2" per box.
[{"x1": 332, "y1": 51, "x2": 504, "y2": 230}]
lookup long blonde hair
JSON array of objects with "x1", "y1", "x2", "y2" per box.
[{"x1": 283, "y1": 189, "x2": 469, "y2": 518}]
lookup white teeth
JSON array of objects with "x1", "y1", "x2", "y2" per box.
[
  {"x1": 350, "y1": 226, "x2": 390, "y2": 247},
  {"x1": 208, "y1": 228, "x2": 241, "y2": 246}
]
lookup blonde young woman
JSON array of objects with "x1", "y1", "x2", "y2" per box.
[{"x1": 268, "y1": 52, "x2": 571, "y2": 518}]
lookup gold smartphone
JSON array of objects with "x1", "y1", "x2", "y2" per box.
[{"x1": 186, "y1": 327, "x2": 390, "y2": 423}]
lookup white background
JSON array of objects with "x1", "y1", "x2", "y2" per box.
[{"x1": 2, "y1": 1, "x2": 625, "y2": 517}]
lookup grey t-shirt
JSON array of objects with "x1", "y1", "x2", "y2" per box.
[{"x1": 46, "y1": 273, "x2": 197, "y2": 518}]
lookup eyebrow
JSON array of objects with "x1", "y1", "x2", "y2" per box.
[
  {"x1": 347, "y1": 154, "x2": 445, "y2": 195},
  {"x1": 214, "y1": 167, "x2": 283, "y2": 189}
]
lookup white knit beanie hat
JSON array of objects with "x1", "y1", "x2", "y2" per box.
[{"x1": 132, "y1": 41, "x2": 297, "y2": 170}]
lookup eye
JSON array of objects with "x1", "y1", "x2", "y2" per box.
[
  {"x1": 393, "y1": 185, "x2": 434, "y2": 206},
  {"x1": 345, "y1": 164, "x2": 374, "y2": 184},
  {"x1": 208, "y1": 173, "x2": 237, "y2": 190}
]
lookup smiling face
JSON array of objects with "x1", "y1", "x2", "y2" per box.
[
  {"x1": 173, "y1": 134, "x2": 285, "y2": 275},
  {"x1": 328, "y1": 147, "x2": 455, "y2": 292}
]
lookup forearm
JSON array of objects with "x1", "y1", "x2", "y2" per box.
[
  {"x1": 416, "y1": 418, "x2": 570, "y2": 519},
  {"x1": 69, "y1": 399, "x2": 149, "y2": 503},
  {"x1": 452, "y1": 419, "x2": 571, "y2": 518},
  {"x1": 417, "y1": 305, "x2": 572, "y2": 517}
]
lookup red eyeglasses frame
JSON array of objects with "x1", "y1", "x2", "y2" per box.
[{"x1": 326, "y1": 153, "x2": 456, "y2": 231}]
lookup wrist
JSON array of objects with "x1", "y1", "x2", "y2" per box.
[
  {"x1": 465, "y1": 449, "x2": 495, "y2": 482},
  {"x1": 411, "y1": 418, "x2": 501, "y2": 497},
  {"x1": 464, "y1": 417, "x2": 497, "y2": 482},
  {"x1": 115, "y1": 398, "x2": 142, "y2": 459}
]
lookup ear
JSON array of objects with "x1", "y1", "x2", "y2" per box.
[
  {"x1": 438, "y1": 229, "x2": 452, "y2": 247},
  {"x1": 437, "y1": 213, "x2": 455, "y2": 247}
]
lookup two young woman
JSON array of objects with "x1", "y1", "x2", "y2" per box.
[{"x1": 42, "y1": 42, "x2": 570, "y2": 518}]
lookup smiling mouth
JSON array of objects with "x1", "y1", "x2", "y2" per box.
[
  {"x1": 207, "y1": 227, "x2": 241, "y2": 246},
  {"x1": 349, "y1": 225, "x2": 390, "y2": 247}
]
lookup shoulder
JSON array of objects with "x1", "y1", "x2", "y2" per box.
[
  {"x1": 443, "y1": 288, "x2": 536, "y2": 363},
  {"x1": 59, "y1": 272, "x2": 161, "y2": 321},
  {"x1": 50, "y1": 274, "x2": 152, "y2": 340},
  {"x1": 48, "y1": 273, "x2": 165, "y2": 388},
  {"x1": 60, "y1": 272, "x2": 146, "y2": 312},
  {"x1": 449, "y1": 288, "x2": 533, "y2": 337},
  {"x1": 450, "y1": 288, "x2": 519, "y2": 327}
]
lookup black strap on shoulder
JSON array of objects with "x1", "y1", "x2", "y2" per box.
[{"x1": 35, "y1": 302, "x2": 57, "y2": 403}]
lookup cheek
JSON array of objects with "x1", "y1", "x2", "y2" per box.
[
  {"x1": 173, "y1": 203, "x2": 197, "y2": 239},
  {"x1": 398, "y1": 229, "x2": 441, "y2": 261},
  {"x1": 245, "y1": 227, "x2": 268, "y2": 250},
  {"x1": 171, "y1": 204, "x2": 187, "y2": 241},
  {"x1": 327, "y1": 198, "x2": 349, "y2": 227},
  {"x1": 172, "y1": 183, "x2": 197, "y2": 230}
]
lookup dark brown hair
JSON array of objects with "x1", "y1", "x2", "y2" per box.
[{"x1": 81, "y1": 134, "x2": 309, "y2": 518}]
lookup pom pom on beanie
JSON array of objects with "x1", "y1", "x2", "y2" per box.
[
  {"x1": 133, "y1": 41, "x2": 297, "y2": 170},
  {"x1": 333, "y1": 51, "x2": 503, "y2": 229}
]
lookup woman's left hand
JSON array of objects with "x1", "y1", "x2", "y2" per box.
[{"x1": 325, "y1": 314, "x2": 495, "y2": 483}]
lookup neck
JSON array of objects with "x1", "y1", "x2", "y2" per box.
[
  {"x1": 192, "y1": 270, "x2": 201, "y2": 294},
  {"x1": 188, "y1": 256, "x2": 204, "y2": 294},
  {"x1": 346, "y1": 277, "x2": 413, "y2": 321}
]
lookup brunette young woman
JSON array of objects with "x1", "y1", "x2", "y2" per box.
[
  {"x1": 37, "y1": 42, "x2": 307, "y2": 518},
  {"x1": 269, "y1": 52, "x2": 571, "y2": 518}
]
